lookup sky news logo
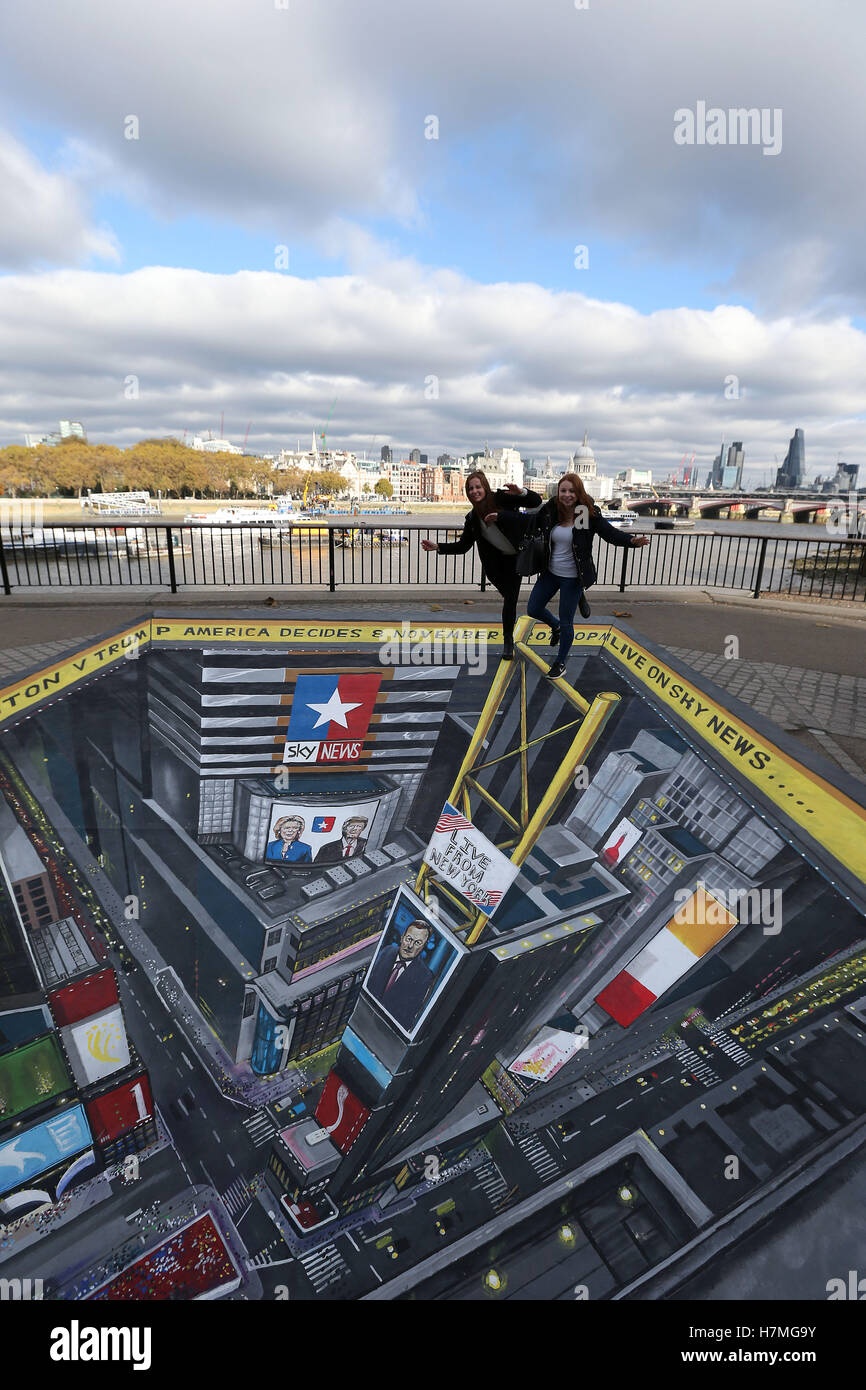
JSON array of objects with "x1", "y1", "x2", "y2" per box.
[{"x1": 49, "y1": 1322, "x2": 152, "y2": 1371}]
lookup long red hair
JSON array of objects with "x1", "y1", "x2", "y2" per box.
[
  {"x1": 465, "y1": 469, "x2": 496, "y2": 520},
  {"x1": 556, "y1": 472, "x2": 596, "y2": 524}
]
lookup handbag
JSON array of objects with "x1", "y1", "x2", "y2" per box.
[{"x1": 515, "y1": 509, "x2": 546, "y2": 577}]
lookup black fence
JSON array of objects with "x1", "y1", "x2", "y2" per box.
[{"x1": 0, "y1": 519, "x2": 864, "y2": 601}]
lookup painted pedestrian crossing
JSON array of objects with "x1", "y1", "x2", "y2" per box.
[
  {"x1": 518, "y1": 1134, "x2": 560, "y2": 1182},
  {"x1": 675, "y1": 1044, "x2": 720, "y2": 1087},
  {"x1": 221, "y1": 1175, "x2": 254, "y2": 1217},
  {"x1": 243, "y1": 1108, "x2": 277, "y2": 1147},
  {"x1": 246, "y1": 1240, "x2": 283, "y2": 1270},
  {"x1": 298, "y1": 1242, "x2": 350, "y2": 1293},
  {"x1": 700, "y1": 1024, "x2": 752, "y2": 1068},
  {"x1": 475, "y1": 1160, "x2": 510, "y2": 1210}
]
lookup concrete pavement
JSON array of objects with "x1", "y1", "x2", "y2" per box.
[{"x1": 1, "y1": 588, "x2": 863, "y2": 778}]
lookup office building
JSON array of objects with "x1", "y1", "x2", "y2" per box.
[{"x1": 775, "y1": 428, "x2": 805, "y2": 489}]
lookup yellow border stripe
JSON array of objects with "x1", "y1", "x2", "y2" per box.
[
  {"x1": 602, "y1": 629, "x2": 866, "y2": 885},
  {"x1": 0, "y1": 621, "x2": 150, "y2": 722}
]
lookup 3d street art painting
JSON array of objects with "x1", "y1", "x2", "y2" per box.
[{"x1": 0, "y1": 612, "x2": 864, "y2": 1302}]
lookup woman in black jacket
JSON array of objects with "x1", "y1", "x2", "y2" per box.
[
  {"x1": 421, "y1": 470, "x2": 543, "y2": 659},
  {"x1": 525, "y1": 473, "x2": 650, "y2": 679}
]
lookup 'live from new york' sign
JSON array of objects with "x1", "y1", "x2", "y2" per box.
[{"x1": 423, "y1": 803, "x2": 519, "y2": 916}]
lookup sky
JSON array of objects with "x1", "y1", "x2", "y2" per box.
[{"x1": 0, "y1": 0, "x2": 864, "y2": 483}]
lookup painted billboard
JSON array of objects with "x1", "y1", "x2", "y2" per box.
[
  {"x1": 362, "y1": 885, "x2": 466, "y2": 1040},
  {"x1": 85, "y1": 1072, "x2": 154, "y2": 1145},
  {"x1": 507, "y1": 1026, "x2": 588, "y2": 1083},
  {"x1": 423, "y1": 803, "x2": 520, "y2": 915},
  {"x1": 264, "y1": 798, "x2": 381, "y2": 866},
  {"x1": 600, "y1": 818, "x2": 642, "y2": 868},
  {"x1": 0, "y1": 1033, "x2": 72, "y2": 1122},
  {"x1": 60, "y1": 1005, "x2": 131, "y2": 1087},
  {"x1": 0, "y1": 1102, "x2": 93, "y2": 1197},
  {"x1": 313, "y1": 1071, "x2": 371, "y2": 1154},
  {"x1": 595, "y1": 887, "x2": 739, "y2": 1027},
  {"x1": 283, "y1": 671, "x2": 382, "y2": 765},
  {"x1": 48, "y1": 967, "x2": 119, "y2": 1028}
]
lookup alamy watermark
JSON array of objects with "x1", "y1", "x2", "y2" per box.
[
  {"x1": 0, "y1": 499, "x2": 44, "y2": 530},
  {"x1": 0, "y1": 1277, "x2": 43, "y2": 1300},
  {"x1": 673, "y1": 882, "x2": 782, "y2": 936},
  {"x1": 825, "y1": 491, "x2": 865, "y2": 539},
  {"x1": 379, "y1": 621, "x2": 489, "y2": 674},
  {"x1": 826, "y1": 1270, "x2": 866, "y2": 1299},
  {"x1": 674, "y1": 102, "x2": 782, "y2": 157}
]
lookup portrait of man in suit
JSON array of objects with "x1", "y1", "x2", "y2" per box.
[
  {"x1": 314, "y1": 815, "x2": 369, "y2": 863},
  {"x1": 365, "y1": 918, "x2": 436, "y2": 1032}
]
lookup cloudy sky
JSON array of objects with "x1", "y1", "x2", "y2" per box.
[{"x1": 1, "y1": 0, "x2": 863, "y2": 482}]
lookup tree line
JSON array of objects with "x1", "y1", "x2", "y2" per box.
[{"x1": 0, "y1": 437, "x2": 363, "y2": 500}]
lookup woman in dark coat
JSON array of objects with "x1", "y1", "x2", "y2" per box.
[
  {"x1": 421, "y1": 470, "x2": 542, "y2": 659},
  {"x1": 523, "y1": 473, "x2": 650, "y2": 679}
]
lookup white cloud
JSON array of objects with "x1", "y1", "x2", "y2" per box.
[
  {"x1": 1, "y1": 265, "x2": 863, "y2": 477},
  {"x1": 0, "y1": 131, "x2": 120, "y2": 269},
  {"x1": 0, "y1": 1, "x2": 863, "y2": 310}
]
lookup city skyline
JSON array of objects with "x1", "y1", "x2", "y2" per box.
[{"x1": 0, "y1": 3, "x2": 864, "y2": 481}]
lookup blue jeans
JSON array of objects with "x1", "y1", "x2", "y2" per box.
[{"x1": 527, "y1": 570, "x2": 583, "y2": 664}]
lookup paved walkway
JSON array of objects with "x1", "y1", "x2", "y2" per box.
[{"x1": 0, "y1": 589, "x2": 863, "y2": 778}]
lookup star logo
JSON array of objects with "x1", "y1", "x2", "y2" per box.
[{"x1": 306, "y1": 689, "x2": 363, "y2": 730}]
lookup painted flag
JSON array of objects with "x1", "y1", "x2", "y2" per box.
[
  {"x1": 435, "y1": 803, "x2": 473, "y2": 835},
  {"x1": 595, "y1": 887, "x2": 738, "y2": 1027},
  {"x1": 285, "y1": 672, "x2": 382, "y2": 764},
  {"x1": 312, "y1": 816, "x2": 336, "y2": 834}
]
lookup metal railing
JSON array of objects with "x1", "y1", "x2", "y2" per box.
[{"x1": 0, "y1": 519, "x2": 864, "y2": 601}]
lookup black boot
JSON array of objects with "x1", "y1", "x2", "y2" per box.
[
  {"x1": 502, "y1": 641, "x2": 514, "y2": 660},
  {"x1": 549, "y1": 626, "x2": 561, "y2": 647}
]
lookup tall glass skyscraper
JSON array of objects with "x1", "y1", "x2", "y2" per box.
[{"x1": 775, "y1": 428, "x2": 805, "y2": 488}]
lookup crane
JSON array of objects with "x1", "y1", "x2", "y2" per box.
[
  {"x1": 243, "y1": 421, "x2": 252, "y2": 451},
  {"x1": 320, "y1": 397, "x2": 338, "y2": 452}
]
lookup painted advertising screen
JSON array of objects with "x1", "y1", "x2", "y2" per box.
[
  {"x1": 595, "y1": 887, "x2": 739, "y2": 1027},
  {"x1": 313, "y1": 1071, "x2": 371, "y2": 1154},
  {"x1": 507, "y1": 1026, "x2": 588, "y2": 1083},
  {"x1": 0, "y1": 1032, "x2": 72, "y2": 1121},
  {"x1": 362, "y1": 885, "x2": 466, "y2": 1041},
  {"x1": 0, "y1": 1102, "x2": 92, "y2": 1197},
  {"x1": 60, "y1": 1005, "x2": 131, "y2": 1087},
  {"x1": 48, "y1": 967, "x2": 119, "y2": 1028},
  {"x1": 264, "y1": 797, "x2": 381, "y2": 867},
  {"x1": 85, "y1": 1072, "x2": 154, "y2": 1144}
]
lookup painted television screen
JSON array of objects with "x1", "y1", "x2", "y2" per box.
[
  {"x1": 60, "y1": 1004, "x2": 131, "y2": 1088},
  {"x1": 0, "y1": 1102, "x2": 93, "y2": 1197},
  {"x1": 362, "y1": 885, "x2": 467, "y2": 1041},
  {"x1": 0, "y1": 1032, "x2": 72, "y2": 1122},
  {"x1": 263, "y1": 797, "x2": 381, "y2": 867},
  {"x1": 85, "y1": 1072, "x2": 153, "y2": 1144}
]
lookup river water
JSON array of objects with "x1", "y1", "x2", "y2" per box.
[{"x1": 0, "y1": 514, "x2": 861, "y2": 600}]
